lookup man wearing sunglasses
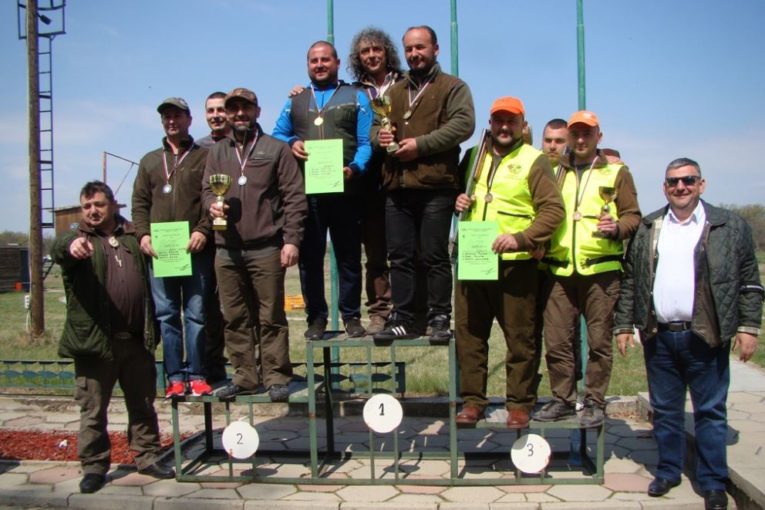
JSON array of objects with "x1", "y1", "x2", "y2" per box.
[{"x1": 614, "y1": 158, "x2": 763, "y2": 510}]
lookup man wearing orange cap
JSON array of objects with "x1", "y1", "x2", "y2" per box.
[
  {"x1": 453, "y1": 97, "x2": 564, "y2": 428},
  {"x1": 536, "y1": 110, "x2": 641, "y2": 428}
]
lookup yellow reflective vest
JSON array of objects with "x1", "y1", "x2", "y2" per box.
[
  {"x1": 464, "y1": 143, "x2": 541, "y2": 261},
  {"x1": 547, "y1": 163, "x2": 624, "y2": 276}
]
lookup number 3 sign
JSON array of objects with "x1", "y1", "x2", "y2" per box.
[
  {"x1": 363, "y1": 394, "x2": 403, "y2": 433},
  {"x1": 511, "y1": 433, "x2": 552, "y2": 474}
]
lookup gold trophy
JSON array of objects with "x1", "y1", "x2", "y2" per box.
[
  {"x1": 370, "y1": 96, "x2": 399, "y2": 153},
  {"x1": 209, "y1": 174, "x2": 232, "y2": 231},
  {"x1": 593, "y1": 186, "x2": 617, "y2": 238}
]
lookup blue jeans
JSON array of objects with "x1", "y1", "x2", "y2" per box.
[
  {"x1": 643, "y1": 329, "x2": 730, "y2": 491},
  {"x1": 149, "y1": 251, "x2": 212, "y2": 382},
  {"x1": 386, "y1": 188, "x2": 456, "y2": 322},
  {"x1": 299, "y1": 193, "x2": 362, "y2": 322}
]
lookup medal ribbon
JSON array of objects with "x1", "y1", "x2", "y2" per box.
[
  {"x1": 310, "y1": 84, "x2": 340, "y2": 123},
  {"x1": 162, "y1": 147, "x2": 192, "y2": 189},
  {"x1": 573, "y1": 159, "x2": 597, "y2": 216},
  {"x1": 235, "y1": 131, "x2": 259, "y2": 180},
  {"x1": 405, "y1": 80, "x2": 432, "y2": 117}
]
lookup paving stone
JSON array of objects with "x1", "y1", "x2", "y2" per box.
[
  {"x1": 185, "y1": 488, "x2": 241, "y2": 499},
  {"x1": 142, "y1": 478, "x2": 201, "y2": 497},
  {"x1": 236, "y1": 482, "x2": 297, "y2": 500},
  {"x1": 244, "y1": 501, "x2": 338, "y2": 510},
  {"x1": 0, "y1": 472, "x2": 28, "y2": 488},
  {"x1": 489, "y1": 503, "x2": 538, "y2": 509},
  {"x1": 155, "y1": 499, "x2": 245, "y2": 510},
  {"x1": 494, "y1": 492, "x2": 527, "y2": 503},
  {"x1": 439, "y1": 504, "x2": 490, "y2": 510},
  {"x1": 397, "y1": 484, "x2": 446, "y2": 495},
  {"x1": 359, "y1": 496, "x2": 441, "y2": 507},
  {"x1": 603, "y1": 456, "x2": 643, "y2": 474},
  {"x1": 97, "y1": 484, "x2": 145, "y2": 496},
  {"x1": 68, "y1": 493, "x2": 154, "y2": 509},
  {"x1": 296, "y1": 483, "x2": 341, "y2": 492},
  {"x1": 603, "y1": 473, "x2": 650, "y2": 492},
  {"x1": 496, "y1": 484, "x2": 550, "y2": 493},
  {"x1": 441, "y1": 486, "x2": 504, "y2": 503},
  {"x1": 110, "y1": 471, "x2": 164, "y2": 486},
  {"x1": 538, "y1": 502, "x2": 639, "y2": 509},
  {"x1": 281, "y1": 491, "x2": 342, "y2": 502},
  {"x1": 526, "y1": 492, "x2": 561, "y2": 503},
  {"x1": 0, "y1": 487, "x2": 69, "y2": 508},
  {"x1": 335, "y1": 484, "x2": 399, "y2": 502},
  {"x1": 546, "y1": 484, "x2": 612, "y2": 502},
  {"x1": 639, "y1": 500, "x2": 705, "y2": 509}
]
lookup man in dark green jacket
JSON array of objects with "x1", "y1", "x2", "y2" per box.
[
  {"x1": 52, "y1": 181, "x2": 174, "y2": 494},
  {"x1": 614, "y1": 158, "x2": 763, "y2": 510}
]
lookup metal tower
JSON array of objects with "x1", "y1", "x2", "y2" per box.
[{"x1": 17, "y1": 0, "x2": 66, "y2": 230}]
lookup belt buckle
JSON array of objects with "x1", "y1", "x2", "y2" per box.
[{"x1": 667, "y1": 322, "x2": 688, "y2": 332}]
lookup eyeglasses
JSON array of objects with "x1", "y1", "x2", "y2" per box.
[{"x1": 665, "y1": 175, "x2": 701, "y2": 188}]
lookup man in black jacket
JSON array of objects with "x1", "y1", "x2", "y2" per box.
[{"x1": 614, "y1": 157, "x2": 763, "y2": 510}]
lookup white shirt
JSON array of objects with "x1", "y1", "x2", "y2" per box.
[{"x1": 653, "y1": 202, "x2": 706, "y2": 323}]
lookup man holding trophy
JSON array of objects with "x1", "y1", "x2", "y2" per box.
[
  {"x1": 535, "y1": 110, "x2": 641, "y2": 427},
  {"x1": 203, "y1": 87, "x2": 307, "y2": 401}
]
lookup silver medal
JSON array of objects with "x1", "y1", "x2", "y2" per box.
[
  {"x1": 484, "y1": 193, "x2": 493, "y2": 203},
  {"x1": 238, "y1": 175, "x2": 248, "y2": 186},
  {"x1": 108, "y1": 236, "x2": 119, "y2": 248},
  {"x1": 403, "y1": 110, "x2": 412, "y2": 120},
  {"x1": 573, "y1": 211, "x2": 583, "y2": 221},
  {"x1": 162, "y1": 184, "x2": 172, "y2": 194}
]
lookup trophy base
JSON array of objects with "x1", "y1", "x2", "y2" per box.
[
  {"x1": 213, "y1": 218, "x2": 227, "y2": 231},
  {"x1": 386, "y1": 143, "x2": 400, "y2": 154}
]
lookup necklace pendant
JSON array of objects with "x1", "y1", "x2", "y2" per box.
[
  {"x1": 314, "y1": 116, "x2": 324, "y2": 126},
  {"x1": 238, "y1": 175, "x2": 248, "y2": 186},
  {"x1": 484, "y1": 192, "x2": 493, "y2": 203},
  {"x1": 573, "y1": 211, "x2": 583, "y2": 221},
  {"x1": 162, "y1": 184, "x2": 172, "y2": 194},
  {"x1": 403, "y1": 110, "x2": 412, "y2": 120}
]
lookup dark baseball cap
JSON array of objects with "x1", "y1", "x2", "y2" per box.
[
  {"x1": 157, "y1": 97, "x2": 190, "y2": 114},
  {"x1": 225, "y1": 88, "x2": 258, "y2": 107}
]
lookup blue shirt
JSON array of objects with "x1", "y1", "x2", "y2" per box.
[{"x1": 272, "y1": 82, "x2": 372, "y2": 174}]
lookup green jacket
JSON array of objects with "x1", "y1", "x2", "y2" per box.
[
  {"x1": 51, "y1": 217, "x2": 158, "y2": 359},
  {"x1": 613, "y1": 201, "x2": 763, "y2": 347}
]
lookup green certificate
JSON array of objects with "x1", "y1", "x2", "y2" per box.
[
  {"x1": 304, "y1": 139, "x2": 344, "y2": 194},
  {"x1": 457, "y1": 221, "x2": 499, "y2": 281},
  {"x1": 151, "y1": 221, "x2": 192, "y2": 277}
]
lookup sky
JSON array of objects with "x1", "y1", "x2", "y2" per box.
[{"x1": 2, "y1": 0, "x2": 764, "y2": 233}]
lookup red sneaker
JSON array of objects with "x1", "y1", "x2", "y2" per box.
[
  {"x1": 189, "y1": 379, "x2": 212, "y2": 396},
  {"x1": 165, "y1": 381, "x2": 186, "y2": 398}
]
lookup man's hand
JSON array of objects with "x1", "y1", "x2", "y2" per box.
[
  {"x1": 69, "y1": 237, "x2": 94, "y2": 260},
  {"x1": 492, "y1": 234, "x2": 519, "y2": 254},
  {"x1": 616, "y1": 333, "x2": 636, "y2": 356},
  {"x1": 455, "y1": 193, "x2": 473, "y2": 213},
  {"x1": 733, "y1": 332, "x2": 758, "y2": 362},
  {"x1": 288, "y1": 85, "x2": 305, "y2": 98},
  {"x1": 343, "y1": 167, "x2": 355, "y2": 180},
  {"x1": 529, "y1": 246, "x2": 546, "y2": 261},
  {"x1": 597, "y1": 213, "x2": 619, "y2": 239},
  {"x1": 291, "y1": 140, "x2": 308, "y2": 161},
  {"x1": 281, "y1": 243, "x2": 299, "y2": 268},
  {"x1": 209, "y1": 201, "x2": 228, "y2": 219},
  {"x1": 187, "y1": 231, "x2": 207, "y2": 254},
  {"x1": 378, "y1": 127, "x2": 396, "y2": 148},
  {"x1": 394, "y1": 138, "x2": 419, "y2": 162},
  {"x1": 139, "y1": 235, "x2": 157, "y2": 258}
]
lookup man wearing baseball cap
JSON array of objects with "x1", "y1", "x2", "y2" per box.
[
  {"x1": 453, "y1": 97, "x2": 564, "y2": 428},
  {"x1": 535, "y1": 110, "x2": 641, "y2": 427},
  {"x1": 203, "y1": 87, "x2": 307, "y2": 401},
  {"x1": 132, "y1": 96, "x2": 213, "y2": 398}
]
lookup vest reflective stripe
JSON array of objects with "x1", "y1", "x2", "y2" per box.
[
  {"x1": 465, "y1": 143, "x2": 538, "y2": 261},
  {"x1": 548, "y1": 164, "x2": 624, "y2": 276}
]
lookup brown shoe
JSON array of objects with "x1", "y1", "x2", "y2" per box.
[
  {"x1": 456, "y1": 406, "x2": 484, "y2": 428},
  {"x1": 506, "y1": 408, "x2": 530, "y2": 429},
  {"x1": 366, "y1": 315, "x2": 386, "y2": 335}
]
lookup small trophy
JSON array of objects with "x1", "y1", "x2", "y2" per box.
[
  {"x1": 593, "y1": 186, "x2": 617, "y2": 238},
  {"x1": 371, "y1": 96, "x2": 399, "y2": 153},
  {"x1": 209, "y1": 174, "x2": 232, "y2": 231}
]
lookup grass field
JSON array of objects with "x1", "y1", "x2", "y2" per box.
[{"x1": 1, "y1": 261, "x2": 763, "y2": 398}]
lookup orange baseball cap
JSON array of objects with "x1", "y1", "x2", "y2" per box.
[
  {"x1": 568, "y1": 110, "x2": 599, "y2": 127},
  {"x1": 490, "y1": 96, "x2": 525, "y2": 116}
]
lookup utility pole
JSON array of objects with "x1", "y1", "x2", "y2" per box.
[{"x1": 26, "y1": 0, "x2": 45, "y2": 339}]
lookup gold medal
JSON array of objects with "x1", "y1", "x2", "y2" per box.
[
  {"x1": 314, "y1": 116, "x2": 324, "y2": 126},
  {"x1": 403, "y1": 110, "x2": 412, "y2": 120},
  {"x1": 573, "y1": 211, "x2": 583, "y2": 221},
  {"x1": 484, "y1": 192, "x2": 493, "y2": 203}
]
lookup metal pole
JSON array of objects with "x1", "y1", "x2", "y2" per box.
[
  {"x1": 576, "y1": 0, "x2": 586, "y2": 109},
  {"x1": 326, "y1": 0, "x2": 334, "y2": 44},
  {"x1": 27, "y1": 0, "x2": 45, "y2": 338},
  {"x1": 326, "y1": 0, "x2": 340, "y2": 385},
  {"x1": 450, "y1": 0, "x2": 459, "y2": 76}
]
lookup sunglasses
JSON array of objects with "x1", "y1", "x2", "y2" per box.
[{"x1": 665, "y1": 175, "x2": 701, "y2": 187}]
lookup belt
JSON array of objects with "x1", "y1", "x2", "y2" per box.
[{"x1": 658, "y1": 321, "x2": 692, "y2": 332}]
